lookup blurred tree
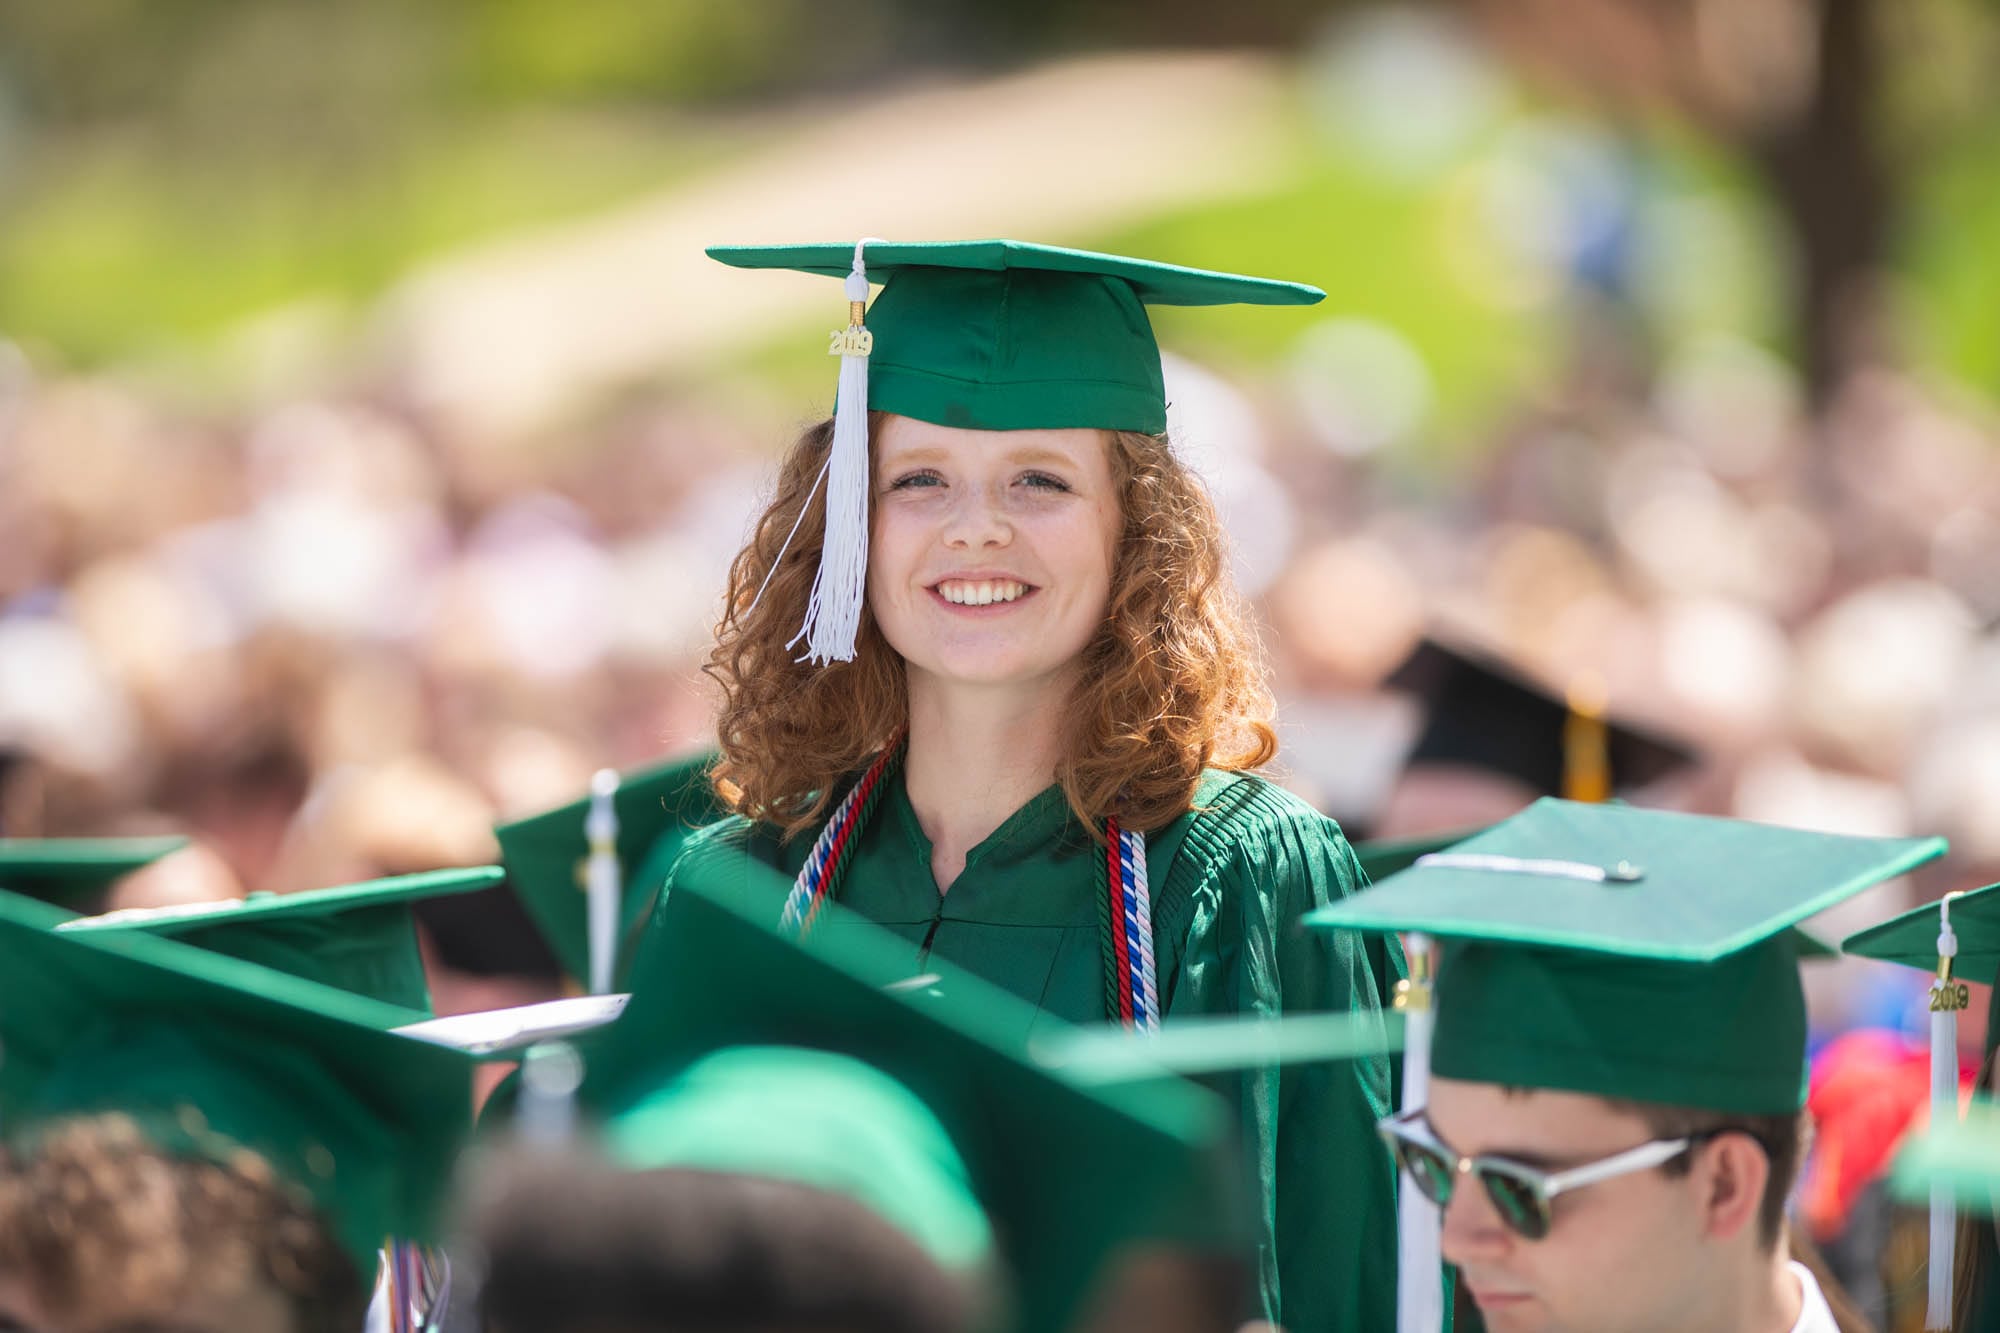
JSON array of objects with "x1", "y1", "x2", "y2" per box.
[{"x1": 1456, "y1": 0, "x2": 2000, "y2": 407}]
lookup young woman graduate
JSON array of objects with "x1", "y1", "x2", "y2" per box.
[{"x1": 630, "y1": 239, "x2": 1408, "y2": 1331}]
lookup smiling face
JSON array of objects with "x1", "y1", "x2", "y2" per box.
[
  {"x1": 867, "y1": 415, "x2": 1123, "y2": 697},
  {"x1": 1427, "y1": 1078, "x2": 1719, "y2": 1333}
]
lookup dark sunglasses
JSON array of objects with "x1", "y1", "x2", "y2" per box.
[{"x1": 1378, "y1": 1108, "x2": 1701, "y2": 1241}]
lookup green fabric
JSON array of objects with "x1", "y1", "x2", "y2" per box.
[
  {"x1": 57, "y1": 866, "x2": 503, "y2": 1018},
  {"x1": 1434, "y1": 935, "x2": 1810, "y2": 1114},
  {"x1": 0, "y1": 835, "x2": 187, "y2": 905},
  {"x1": 0, "y1": 892, "x2": 474, "y2": 1272},
  {"x1": 1893, "y1": 1103, "x2": 2000, "y2": 1212},
  {"x1": 577, "y1": 851, "x2": 1232, "y2": 1333},
  {"x1": 1842, "y1": 879, "x2": 2000, "y2": 980},
  {"x1": 1307, "y1": 797, "x2": 1946, "y2": 960},
  {"x1": 495, "y1": 751, "x2": 724, "y2": 985},
  {"x1": 1896, "y1": 1103, "x2": 2000, "y2": 1333},
  {"x1": 635, "y1": 769, "x2": 1407, "y2": 1333},
  {"x1": 707, "y1": 240, "x2": 1323, "y2": 434},
  {"x1": 1349, "y1": 823, "x2": 1835, "y2": 956},
  {"x1": 604, "y1": 1047, "x2": 994, "y2": 1272},
  {"x1": 1309, "y1": 798, "x2": 1942, "y2": 1113}
]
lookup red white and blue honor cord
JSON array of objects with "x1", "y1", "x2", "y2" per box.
[
  {"x1": 779, "y1": 741, "x2": 900, "y2": 935},
  {"x1": 780, "y1": 741, "x2": 1160, "y2": 1030},
  {"x1": 1101, "y1": 815, "x2": 1160, "y2": 1030}
]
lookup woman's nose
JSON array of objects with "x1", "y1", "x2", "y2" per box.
[{"x1": 942, "y1": 484, "x2": 1011, "y2": 547}]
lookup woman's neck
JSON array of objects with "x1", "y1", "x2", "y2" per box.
[{"x1": 902, "y1": 674, "x2": 1071, "y2": 895}]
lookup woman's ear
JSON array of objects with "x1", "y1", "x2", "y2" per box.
[{"x1": 1696, "y1": 1132, "x2": 1772, "y2": 1244}]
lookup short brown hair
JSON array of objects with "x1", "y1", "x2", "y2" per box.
[
  {"x1": 467, "y1": 1147, "x2": 997, "y2": 1333},
  {"x1": 1608, "y1": 1102, "x2": 1808, "y2": 1252},
  {"x1": 0, "y1": 1113, "x2": 365, "y2": 1332}
]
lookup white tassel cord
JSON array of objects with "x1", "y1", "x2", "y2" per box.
[
  {"x1": 794, "y1": 241, "x2": 875, "y2": 665},
  {"x1": 584, "y1": 768, "x2": 621, "y2": 996},
  {"x1": 1397, "y1": 932, "x2": 1444, "y2": 1333},
  {"x1": 1928, "y1": 893, "x2": 1964, "y2": 1332}
]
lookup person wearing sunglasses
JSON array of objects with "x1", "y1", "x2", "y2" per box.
[{"x1": 1306, "y1": 798, "x2": 1942, "y2": 1333}]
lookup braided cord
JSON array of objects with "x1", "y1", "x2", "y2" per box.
[{"x1": 781, "y1": 739, "x2": 903, "y2": 935}]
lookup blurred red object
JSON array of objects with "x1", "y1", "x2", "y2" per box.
[{"x1": 1801, "y1": 1028, "x2": 1973, "y2": 1242}]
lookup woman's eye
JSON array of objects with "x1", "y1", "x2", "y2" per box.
[
  {"x1": 888, "y1": 470, "x2": 943, "y2": 490},
  {"x1": 1019, "y1": 472, "x2": 1071, "y2": 492}
]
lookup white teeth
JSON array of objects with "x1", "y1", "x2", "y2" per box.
[{"x1": 938, "y1": 580, "x2": 1027, "y2": 605}]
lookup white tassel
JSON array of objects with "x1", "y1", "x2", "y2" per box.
[
  {"x1": 584, "y1": 768, "x2": 621, "y2": 995},
  {"x1": 1928, "y1": 893, "x2": 1964, "y2": 1332},
  {"x1": 794, "y1": 240, "x2": 875, "y2": 665},
  {"x1": 1396, "y1": 932, "x2": 1444, "y2": 1333}
]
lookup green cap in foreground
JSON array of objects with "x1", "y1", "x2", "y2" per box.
[
  {"x1": 554, "y1": 844, "x2": 1240, "y2": 1333},
  {"x1": 56, "y1": 865, "x2": 504, "y2": 1018},
  {"x1": 0, "y1": 835, "x2": 188, "y2": 907},
  {"x1": 1893, "y1": 1103, "x2": 2000, "y2": 1214},
  {"x1": 1307, "y1": 798, "x2": 1946, "y2": 1114},
  {"x1": 495, "y1": 751, "x2": 723, "y2": 986},
  {"x1": 0, "y1": 892, "x2": 475, "y2": 1272},
  {"x1": 708, "y1": 240, "x2": 1322, "y2": 434}
]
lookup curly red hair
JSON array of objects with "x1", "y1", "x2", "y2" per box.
[{"x1": 707, "y1": 418, "x2": 1276, "y2": 837}]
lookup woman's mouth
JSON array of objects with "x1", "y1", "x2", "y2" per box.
[{"x1": 933, "y1": 578, "x2": 1033, "y2": 607}]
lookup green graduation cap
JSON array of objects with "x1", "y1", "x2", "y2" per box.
[
  {"x1": 533, "y1": 843, "x2": 1249, "y2": 1333},
  {"x1": 495, "y1": 751, "x2": 724, "y2": 990},
  {"x1": 55, "y1": 865, "x2": 505, "y2": 1019},
  {"x1": 708, "y1": 239, "x2": 1323, "y2": 664},
  {"x1": 1841, "y1": 880, "x2": 2000, "y2": 986},
  {"x1": 0, "y1": 891, "x2": 475, "y2": 1273},
  {"x1": 1840, "y1": 878, "x2": 2000, "y2": 1326},
  {"x1": 0, "y1": 835, "x2": 188, "y2": 910},
  {"x1": 1839, "y1": 878, "x2": 2000, "y2": 1074},
  {"x1": 1306, "y1": 798, "x2": 1945, "y2": 1114}
]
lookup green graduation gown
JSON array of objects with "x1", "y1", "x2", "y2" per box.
[{"x1": 638, "y1": 769, "x2": 1406, "y2": 1333}]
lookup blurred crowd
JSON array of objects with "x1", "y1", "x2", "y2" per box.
[
  {"x1": 3, "y1": 308, "x2": 1992, "y2": 915},
  {"x1": 3, "y1": 241, "x2": 1998, "y2": 1332}
]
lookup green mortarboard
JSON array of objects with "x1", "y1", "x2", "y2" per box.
[
  {"x1": 1351, "y1": 825, "x2": 1835, "y2": 955},
  {"x1": 0, "y1": 892, "x2": 474, "y2": 1272},
  {"x1": 547, "y1": 846, "x2": 1240, "y2": 1333},
  {"x1": 709, "y1": 239, "x2": 1322, "y2": 664},
  {"x1": 1306, "y1": 798, "x2": 1944, "y2": 1113},
  {"x1": 1841, "y1": 880, "x2": 2000, "y2": 985},
  {"x1": 1842, "y1": 880, "x2": 2000, "y2": 1325},
  {"x1": 1388, "y1": 638, "x2": 1698, "y2": 798},
  {"x1": 1840, "y1": 879, "x2": 2000, "y2": 1049},
  {"x1": 494, "y1": 751, "x2": 723, "y2": 988},
  {"x1": 55, "y1": 866, "x2": 505, "y2": 1019},
  {"x1": 710, "y1": 239, "x2": 1321, "y2": 437},
  {"x1": 0, "y1": 835, "x2": 188, "y2": 910}
]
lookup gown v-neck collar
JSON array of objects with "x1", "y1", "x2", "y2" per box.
[{"x1": 886, "y1": 775, "x2": 1092, "y2": 908}]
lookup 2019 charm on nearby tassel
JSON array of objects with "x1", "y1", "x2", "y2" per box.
[
  {"x1": 791, "y1": 240, "x2": 877, "y2": 665},
  {"x1": 1927, "y1": 892, "x2": 1965, "y2": 1332}
]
